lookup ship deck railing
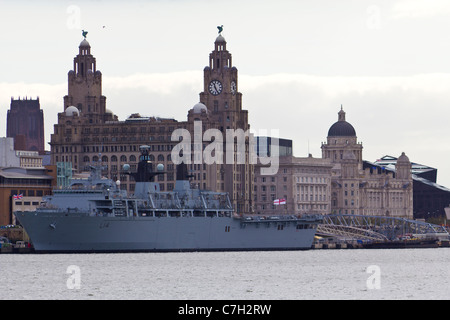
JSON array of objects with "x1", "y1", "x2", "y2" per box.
[
  {"x1": 132, "y1": 210, "x2": 234, "y2": 218},
  {"x1": 237, "y1": 214, "x2": 323, "y2": 223},
  {"x1": 52, "y1": 189, "x2": 105, "y2": 194}
]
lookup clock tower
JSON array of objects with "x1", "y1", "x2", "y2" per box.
[
  {"x1": 199, "y1": 32, "x2": 246, "y2": 131},
  {"x1": 198, "y1": 29, "x2": 252, "y2": 214},
  {"x1": 63, "y1": 35, "x2": 108, "y2": 125}
]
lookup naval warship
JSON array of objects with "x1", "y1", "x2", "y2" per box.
[{"x1": 15, "y1": 146, "x2": 321, "y2": 252}]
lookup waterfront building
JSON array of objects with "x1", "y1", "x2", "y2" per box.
[
  {"x1": 373, "y1": 156, "x2": 450, "y2": 220},
  {"x1": 321, "y1": 107, "x2": 414, "y2": 218},
  {"x1": 7, "y1": 97, "x2": 45, "y2": 154},
  {"x1": 50, "y1": 32, "x2": 253, "y2": 213},
  {"x1": 0, "y1": 166, "x2": 55, "y2": 225},
  {"x1": 0, "y1": 137, "x2": 53, "y2": 225},
  {"x1": 254, "y1": 154, "x2": 333, "y2": 216}
]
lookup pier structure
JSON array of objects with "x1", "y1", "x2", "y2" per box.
[{"x1": 317, "y1": 214, "x2": 448, "y2": 241}]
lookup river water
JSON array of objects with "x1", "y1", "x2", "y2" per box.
[{"x1": 1, "y1": 248, "x2": 450, "y2": 300}]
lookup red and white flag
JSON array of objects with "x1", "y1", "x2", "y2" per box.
[
  {"x1": 13, "y1": 194, "x2": 23, "y2": 200},
  {"x1": 273, "y1": 198, "x2": 286, "y2": 205}
]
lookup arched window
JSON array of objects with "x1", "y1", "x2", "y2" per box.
[
  {"x1": 111, "y1": 155, "x2": 117, "y2": 162},
  {"x1": 149, "y1": 155, "x2": 155, "y2": 161},
  {"x1": 130, "y1": 155, "x2": 136, "y2": 162},
  {"x1": 93, "y1": 156, "x2": 99, "y2": 162},
  {"x1": 157, "y1": 154, "x2": 164, "y2": 162},
  {"x1": 83, "y1": 156, "x2": 90, "y2": 163},
  {"x1": 120, "y1": 155, "x2": 127, "y2": 162},
  {"x1": 102, "y1": 156, "x2": 108, "y2": 163}
]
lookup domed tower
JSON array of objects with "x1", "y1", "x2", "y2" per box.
[
  {"x1": 321, "y1": 106, "x2": 363, "y2": 168},
  {"x1": 63, "y1": 33, "x2": 107, "y2": 124},
  {"x1": 195, "y1": 27, "x2": 252, "y2": 214},
  {"x1": 187, "y1": 102, "x2": 210, "y2": 122},
  {"x1": 199, "y1": 30, "x2": 244, "y2": 130}
]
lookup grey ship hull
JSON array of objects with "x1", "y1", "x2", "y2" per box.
[{"x1": 15, "y1": 211, "x2": 319, "y2": 252}]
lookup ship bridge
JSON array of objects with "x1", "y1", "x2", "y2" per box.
[{"x1": 317, "y1": 214, "x2": 449, "y2": 241}]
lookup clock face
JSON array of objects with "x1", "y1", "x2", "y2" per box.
[
  {"x1": 230, "y1": 81, "x2": 237, "y2": 95},
  {"x1": 208, "y1": 80, "x2": 223, "y2": 96}
]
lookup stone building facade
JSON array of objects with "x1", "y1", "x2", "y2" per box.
[
  {"x1": 254, "y1": 107, "x2": 413, "y2": 219},
  {"x1": 254, "y1": 155, "x2": 333, "y2": 216},
  {"x1": 321, "y1": 107, "x2": 413, "y2": 218},
  {"x1": 50, "y1": 33, "x2": 253, "y2": 214}
]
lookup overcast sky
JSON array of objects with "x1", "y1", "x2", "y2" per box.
[{"x1": 1, "y1": 0, "x2": 450, "y2": 187}]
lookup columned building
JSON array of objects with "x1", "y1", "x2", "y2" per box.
[
  {"x1": 254, "y1": 154, "x2": 333, "y2": 216},
  {"x1": 50, "y1": 32, "x2": 253, "y2": 214},
  {"x1": 374, "y1": 155, "x2": 450, "y2": 220},
  {"x1": 321, "y1": 107, "x2": 413, "y2": 218}
]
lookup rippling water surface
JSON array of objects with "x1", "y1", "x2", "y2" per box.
[{"x1": 1, "y1": 248, "x2": 450, "y2": 300}]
